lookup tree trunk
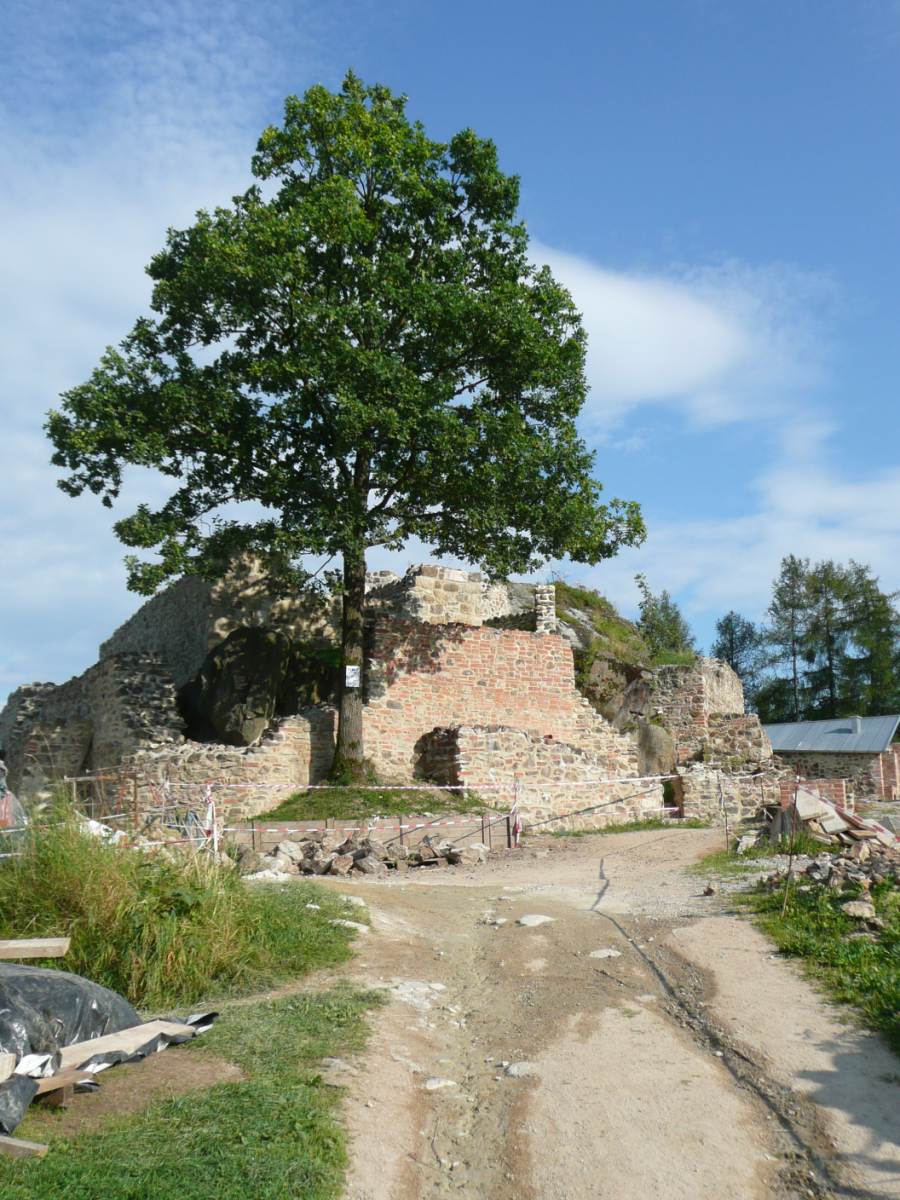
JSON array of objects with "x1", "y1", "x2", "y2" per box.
[{"x1": 335, "y1": 544, "x2": 367, "y2": 780}]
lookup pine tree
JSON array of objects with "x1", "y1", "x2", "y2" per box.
[{"x1": 766, "y1": 555, "x2": 810, "y2": 721}]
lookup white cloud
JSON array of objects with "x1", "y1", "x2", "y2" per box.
[{"x1": 533, "y1": 243, "x2": 834, "y2": 430}]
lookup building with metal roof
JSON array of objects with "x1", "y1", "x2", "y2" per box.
[
  {"x1": 762, "y1": 714, "x2": 900, "y2": 802},
  {"x1": 762, "y1": 714, "x2": 900, "y2": 755}
]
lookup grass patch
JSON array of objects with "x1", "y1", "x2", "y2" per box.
[
  {"x1": 687, "y1": 831, "x2": 826, "y2": 876},
  {"x1": 1, "y1": 985, "x2": 386, "y2": 1200},
  {"x1": 549, "y1": 817, "x2": 711, "y2": 838},
  {"x1": 0, "y1": 814, "x2": 359, "y2": 1009},
  {"x1": 745, "y1": 882, "x2": 900, "y2": 1053},
  {"x1": 258, "y1": 784, "x2": 493, "y2": 822}
]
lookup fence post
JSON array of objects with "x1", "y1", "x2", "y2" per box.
[
  {"x1": 717, "y1": 771, "x2": 729, "y2": 850},
  {"x1": 251, "y1": 818, "x2": 260, "y2": 853}
]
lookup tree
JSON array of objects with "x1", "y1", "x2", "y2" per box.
[
  {"x1": 711, "y1": 610, "x2": 763, "y2": 700},
  {"x1": 766, "y1": 554, "x2": 809, "y2": 721},
  {"x1": 803, "y1": 560, "x2": 852, "y2": 718},
  {"x1": 635, "y1": 574, "x2": 695, "y2": 660},
  {"x1": 841, "y1": 561, "x2": 899, "y2": 715},
  {"x1": 47, "y1": 73, "x2": 645, "y2": 776}
]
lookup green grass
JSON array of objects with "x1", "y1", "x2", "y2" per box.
[
  {"x1": 745, "y1": 882, "x2": 900, "y2": 1053},
  {"x1": 549, "y1": 816, "x2": 711, "y2": 838},
  {"x1": 1, "y1": 985, "x2": 386, "y2": 1200},
  {"x1": 0, "y1": 814, "x2": 359, "y2": 1009},
  {"x1": 257, "y1": 783, "x2": 493, "y2": 822}
]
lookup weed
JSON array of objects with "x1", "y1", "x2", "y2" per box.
[{"x1": 0, "y1": 815, "x2": 359, "y2": 1009}]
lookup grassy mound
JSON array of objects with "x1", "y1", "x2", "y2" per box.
[
  {"x1": 257, "y1": 783, "x2": 494, "y2": 822},
  {"x1": 0, "y1": 815, "x2": 359, "y2": 1009}
]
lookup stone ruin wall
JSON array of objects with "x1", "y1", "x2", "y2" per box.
[
  {"x1": 2, "y1": 565, "x2": 798, "y2": 828},
  {"x1": 124, "y1": 708, "x2": 336, "y2": 823},
  {"x1": 363, "y1": 618, "x2": 643, "y2": 802},
  {"x1": 1, "y1": 654, "x2": 185, "y2": 797},
  {"x1": 418, "y1": 724, "x2": 662, "y2": 830},
  {"x1": 774, "y1": 749, "x2": 890, "y2": 802}
]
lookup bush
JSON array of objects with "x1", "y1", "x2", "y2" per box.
[{"x1": 0, "y1": 815, "x2": 358, "y2": 1009}]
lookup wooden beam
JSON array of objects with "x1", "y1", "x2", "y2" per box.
[
  {"x1": 58, "y1": 1020, "x2": 195, "y2": 1070},
  {"x1": 35, "y1": 1084, "x2": 74, "y2": 1109},
  {"x1": 0, "y1": 938, "x2": 71, "y2": 960},
  {"x1": 33, "y1": 1069, "x2": 95, "y2": 1095},
  {"x1": 0, "y1": 1135, "x2": 48, "y2": 1159},
  {"x1": 0, "y1": 1053, "x2": 15, "y2": 1083}
]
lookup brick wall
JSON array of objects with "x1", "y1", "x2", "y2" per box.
[
  {"x1": 877, "y1": 748, "x2": 900, "y2": 800},
  {"x1": 418, "y1": 723, "x2": 663, "y2": 830},
  {"x1": 778, "y1": 777, "x2": 849, "y2": 807},
  {"x1": 363, "y1": 619, "x2": 640, "y2": 781}
]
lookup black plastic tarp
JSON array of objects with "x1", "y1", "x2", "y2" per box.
[{"x1": 0, "y1": 963, "x2": 141, "y2": 1133}]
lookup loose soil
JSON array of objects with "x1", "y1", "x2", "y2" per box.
[{"x1": 316, "y1": 828, "x2": 900, "y2": 1200}]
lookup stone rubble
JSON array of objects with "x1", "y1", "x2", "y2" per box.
[{"x1": 238, "y1": 831, "x2": 490, "y2": 880}]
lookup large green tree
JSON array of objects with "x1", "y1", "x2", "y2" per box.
[
  {"x1": 47, "y1": 73, "x2": 644, "y2": 773},
  {"x1": 766, "y1": 554, "x2": 810, "y2": 721}
]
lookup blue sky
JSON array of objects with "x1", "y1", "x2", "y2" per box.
[{"x1": 2, "y1": 0, "x2": 899, "y2": 702}]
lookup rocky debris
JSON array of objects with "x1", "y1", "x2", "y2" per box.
[
  {"x1": 771, "y1": 842, "x2": 900, "y2": 892},
  {"x1": 516, "y1": 914, "x2": 555, "y2": 927},
  {"x1": 423, "y1": 1077, "x2": 457, "y2": 1091},
  {"x1": 234, "y1": 833, "x2": 490, "y2": 879},
  {"x1": 589, "y1": 948, "x2": 622, "y2": 959}
]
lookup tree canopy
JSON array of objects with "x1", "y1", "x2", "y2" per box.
[
  {"x1": 714, "y1": 556, "x2": 899, "y2": 722},
  {"x1": 47, "y1": 72, "x2": 645, "y2": 767}
]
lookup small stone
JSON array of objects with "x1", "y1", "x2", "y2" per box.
[
  {"x1": 589, "y1": 948, "x2": 622, "y2": 960},
  {"x1": 332, "y1": 918, "x2": 369, "y2": 933},
  {"x1": 517, "y1": 914, "x2": 555, "y2": 927},
  {"x1": 703, "y1": 883, "x2": 717, "y2": 896},
  {"x1": 505, "y1": 1061, "x2": 539, "y2": 1078},
  {"x1": 841, "y1": 900, "x2": 876, "y2": 921},
  {"x1": 424, "y1": 1077, "x2": 457, "y2": 1091}
]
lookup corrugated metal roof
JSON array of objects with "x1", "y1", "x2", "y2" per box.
[{"x1": 762, "y1": 714, "x2": 900, "y2": 755}]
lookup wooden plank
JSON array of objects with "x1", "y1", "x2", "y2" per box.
[
  {"x1": 0, "y1": 938, "x2": 70, "y2": 960},
  {"x1": 58, "y1": 1019, "x2": 194, "y2": 1070},
  {"x1": 35, "y1": 1084, "x2": 74, "y2": 1109},
  {"x1": 0, "y1": 1135, "x2": 48, "y2": 1159},
  {"x1": 0, "y1": 1053, "x2": 15, "y2": 1083},
  {"x1": 33, "y1": 1069, "x2": 95, "y2": 1095}
]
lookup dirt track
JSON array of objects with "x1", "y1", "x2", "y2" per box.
[{"x1": 318, "y1": 828, "x2": 900, "y2": 1200}]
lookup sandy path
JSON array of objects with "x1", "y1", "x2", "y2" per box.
[{"x1": 318, "y1": 829, "x2": 898, "y2": 1199}]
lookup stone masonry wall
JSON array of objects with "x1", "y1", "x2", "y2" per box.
[
  {"x1": 775, "y1": 750, "x2": 888, "y2": 801},
  {"x1": 650, "y1": 658, "x2": 746, "y2": 764},
  {"x1": 124, "y1": 708, "x2": 335, "y2": 822},
  {"x1": 418, "y1": 724, "x2": 663, "y2": 830},
  {"x1": 366, "y1": 564, "x2": 516, "y2": 626},
  {"x1": 100, "y1": 564, "x2": 340, "y2": 688},
  {"x1": 680, "y1": 764, "x2": 786, "y2": 824},
  {"x1": 364, "y1": 619, "x2": 641, "y2": 783},
  {"x1": 1, "y1": 654, "x2": 185, "y2": 797}
]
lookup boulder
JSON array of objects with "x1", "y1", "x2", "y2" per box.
[
  {"x1": 178, "y1": 626, "x2": 293, "y2": 746},
  {"x1": 275, "y1": 840, "x2": 305, "y2": 862},
  {"x1": 841, "y1": 900, "x2": 877, "y2": 922},
  {"x1": 354, "y1": 854, "x2": 387, "y2": 875},
  {"x1": 331, "y1": 853, "x2": 355, "y2": 876}
]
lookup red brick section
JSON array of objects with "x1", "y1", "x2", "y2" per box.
[
  {"x1": 779, "y1": 777, "x2": 848, "y2": 807},
  {"x1": 878, "y1": 747, "x2": 900, "y2": 800},
  {"x1": 364, "y1": 620, "x2": 636, "y2": 779}
]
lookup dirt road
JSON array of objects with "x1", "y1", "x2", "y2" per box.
[{"x1": 320, "y1": 829, "x2": 899, "y2": 1200}]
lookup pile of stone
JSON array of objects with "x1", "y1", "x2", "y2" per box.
[
  {"x1": 781, "y1": 840, "x2": 899, "y2": 892},
  {"x1": 237, "y1": 831, "x2": 489, "y2": 881}
]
